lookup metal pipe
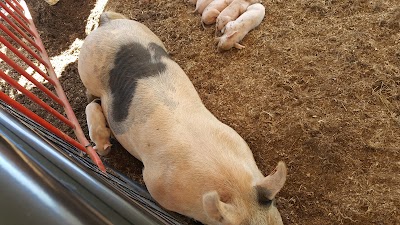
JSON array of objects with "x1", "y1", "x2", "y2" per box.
[
  {"x1": 0, "y1": 91, "x2": 89, "y2": 154},
  {"x1": 0, "y1": 70, "x2": 74, "y2": 128},
  {"x1": 4, "y1": 0, "x2": 30, "y2": 25},
  {"x1": 0, "y1": 107, "x2": 174, "y2": 225},
  {"x1": 18, "y1": 0, "x2": 106, "y2": 172},
  {"x1": 0, "y1": 10, "x2": 42, "y2": 52},
  {"x1": 0, "y1": 31, "x2": 55, "y2": 85},
  {"x1": 0, "y1": 51, "x2": 64, "y2": 106},
  {"x1": 0, "y1": 1, "x2": 35, "y2": 37}
]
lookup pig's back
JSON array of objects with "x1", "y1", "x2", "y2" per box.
[
  {"x1": 78, "y1": 19, "x2": 167, "y2": 98},
  {"x1": 80, "y1": 18, "x2": 205, "y2": 138},
  {"x1": 80, "y1": 18, "x2": 210, "y2": 161}
]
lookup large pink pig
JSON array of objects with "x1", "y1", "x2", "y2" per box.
[{"x1": 79, "y1": 11, "x2": 286, "y2": 225}]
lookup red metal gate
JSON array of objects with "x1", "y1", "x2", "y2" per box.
[{"x1": 0, "y1": 0, "x2": 105, "y2": 172}]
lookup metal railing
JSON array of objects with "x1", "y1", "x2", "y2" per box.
[{"x1": 0, "y1": 0, "x2": 105, "y2": 172}]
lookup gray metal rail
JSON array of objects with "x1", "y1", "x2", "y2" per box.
[{"x1": 0, "y1": 102, "x2": 187, "y2": 225}]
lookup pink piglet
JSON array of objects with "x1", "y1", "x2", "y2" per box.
[
  {"x1": 215, "y1": 0, "x2": 260, "y2": 31},
  {"x1": 201, "y1": 0, "x2": 234, "y2": 25},
  {"x1": 216, "y1": 3, "x2": 265, "y2": 51},
  {"x1": 194, "y1": 0, "x2": 214, "y2": 14},
  {"x1": 86, "y1": 99, "x2": 112, "y2": 156}
]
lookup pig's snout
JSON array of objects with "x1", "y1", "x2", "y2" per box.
[{"x1": 94, "y1": 143, "x2": 112, "y2": 156}]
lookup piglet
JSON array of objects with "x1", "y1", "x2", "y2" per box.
[
  {"x1": 86, "y1": 99, "x2": 112, "y2": 156},
  {"x1": 201, "y1": 0, "x2": 233, "y2": 25},
  {"x1": 215, "y1": 0, "x2": 260, "y2": 31},
  {"x1": 44, "y1": 0, "x2": 59, "y2": 5},
  {"x1": 195, "y1": 0, "x2": 214, "y2": 14},
  {"x1": 216, "y1": 3, "x2": 265, "y2": 51}
]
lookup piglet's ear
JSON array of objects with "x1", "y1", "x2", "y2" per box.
[
  {"x1": 210, "y1": 9, "x2": 220, "y2": 18},
  {"x1": 222, "y1": 16, "x2": 231, "y2": 22},
  {"x1": 203, "y1": 191, "x2": 235, "y2": 223},
  {"x1": 256, "y1": 161, "x2": 287, "y2": 200},
  {"x1": 226, "y1": 31, "x2": 238, "y2": 38}
]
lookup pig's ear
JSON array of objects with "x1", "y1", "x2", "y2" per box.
[
  {"x1": 226, "y1": 31, "x2": 238, "y2": 38},
  {"x1": 210, "y1": 9, "x2": 220, "y2": 18},
  {"x1": 203, "y1": 191, "x2": 235, "y2": 223},
  {"x1": 256, "y1": 161, "x2": 287, "y2": 200},
  {"x1": 222, "y1": 16, "x2": 231, "y2": 22}
]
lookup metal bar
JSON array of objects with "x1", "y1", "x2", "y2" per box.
[
  {"x1": 0, "y1": 35, "x2": 55, "y2": 86},
  {"x1": 18, "y1": 0, "x2": 106, "y2": 173},
  {"x1": 0, "y1": 10, "x2": 42, "y2": 52},
  {"x1": 0, "y1": 22, "x2": 49, "y2": 68},
  {"x1": 0, "y1": 107, "x2": 175, "y2": 225},
  {"x1": 0, "y1": 51, "x2": 64, "y2": 106},
  {"x1": 9, "y1": 0, "x2": 24, "y2": 12},
  {"x1": 0, "y1": 91, "x2": 89, "y2": 154},
  {"x1": 0, "y1": 93, "x2": 105, "y2": 174},
  {"x1": 0, "y1": 1, "x2": 36, "y2": 37},
  {"x1": 0, "y1": 70, "x2": 75, "y2": 128},
  {"x1": 0, "y1": 136, "x2": 113, "y2": 225},
  {"x1": 4, "y1": 0, "x2": 30, "y2": 25}
]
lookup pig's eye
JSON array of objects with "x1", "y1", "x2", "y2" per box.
[
  {"x1": 255, "y1": 186, "x2": 273, "y2": 207},
  {"x1": 258, "y1": 197, "x2": 273, "y2": 207},
  {"x1": 256, "y1": 192, "x2": 273, "y2": 207}
]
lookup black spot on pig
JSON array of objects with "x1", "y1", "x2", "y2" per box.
[{"x1": 109, "y1": 42, "x2": 168, "y2": 122}]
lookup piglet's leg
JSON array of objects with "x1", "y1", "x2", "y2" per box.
[{"x1": 234, "y1": 43, "x2": 245, "y2": 49}]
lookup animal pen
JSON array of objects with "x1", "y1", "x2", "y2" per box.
[{"x1": 0, "y1": 1, "x2": 183, "y2": 224}]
